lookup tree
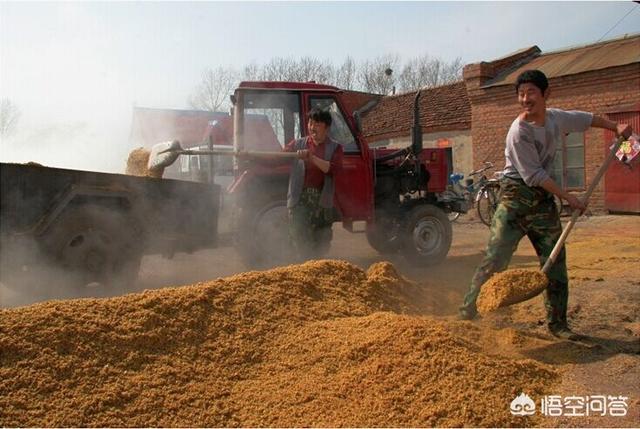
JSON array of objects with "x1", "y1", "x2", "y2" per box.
[
  {"x1": 356, "y1": 54, "x2": 400, "y2": 95},
  {"x1": 334, "y1": 56, "x2": 357, "y2": 90},
  {"x1": 189, "y1": 66, "x2": 238, "y2": 112},
  {"x1": 189, "y1": 53, "x2": 466, "y2": 110},
  {"x1": 260, "y1": 57, "x2": 297, "y2": 81},
  {"x1": 0, "y1": 98, "x2": 20, "y2": 139},
  {"x1": 293, "y1": 56, "x2": 333, "y2": 83},
  {"x1": 242, "y1": 62, "x2": 261, "y2": 81},
  {"x1": 398, "y1": 55, "x2": 463, "y2": 92}
]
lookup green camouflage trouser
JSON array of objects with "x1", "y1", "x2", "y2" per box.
[
  {"x1": 288, "y1": 188, "x2": 333, "y2": 258},
  {"x1": 461, "y1": 176, "x2": 569, "y2": 329}
]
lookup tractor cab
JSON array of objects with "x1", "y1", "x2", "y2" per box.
[{"x1": 231, "y1": 82, "x2": 375, "y2": 226}]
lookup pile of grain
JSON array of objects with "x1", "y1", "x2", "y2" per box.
[
  {"x1": 477, "y1": 269, "x2": 548, "y2": 314},
  {"x1": 125, "y1": 147, "x2": 163, "y2": 178},
  {"x1": 0, "y1": 260, "x2": 556, "y2": 427}
]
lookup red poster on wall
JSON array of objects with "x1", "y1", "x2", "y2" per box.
[
  {"x1": 605, "y1": 111, "x2": 640, "y2": 213},
  {"x1": 615, "y1": 134, "x2": 640, "y2": 165}
]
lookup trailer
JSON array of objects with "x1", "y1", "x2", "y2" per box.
[{"x1": 0, "y1": 163, "x2": 220, "y2": 292}]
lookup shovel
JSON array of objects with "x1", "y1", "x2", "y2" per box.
[
  {"x1": 541, "y1": 135, "x2": 627, "y2": 275},
  {"x1": 147, "y1": 140, "x2": 299, "y2": 171},
  {"x1": 478, "y1": 135, "x2": 628, "y2": 311}
]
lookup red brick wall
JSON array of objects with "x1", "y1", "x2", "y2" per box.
[{"x1": 465, "y1": 63, "x2": 640, "y2": 213}]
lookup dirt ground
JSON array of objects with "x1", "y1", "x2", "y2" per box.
[{"x1": 1, "y1": 214, "x2": 638, "y2": 426}]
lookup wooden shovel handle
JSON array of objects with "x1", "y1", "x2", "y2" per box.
[
  {"x1": 542, "y1": 136, "x2": 626, "y2": 274},
  {"x1": 176, "y1": 149, "x2": 298, "y2": 159}
]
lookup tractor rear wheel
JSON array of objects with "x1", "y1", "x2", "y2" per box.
[
  {"x1": 400, "y1": 204, "x2": 452, "y2": 265},
  {"x1": 365, "y1": 210, "x2": 401, "y2": 254},
  {"x1": 235, "y1": 200, "x2": 296, "y2": 269}
]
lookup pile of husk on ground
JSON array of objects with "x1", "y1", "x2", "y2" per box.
[{"x1": 0, "y1": 260, "x2": 557, "y2": 427}]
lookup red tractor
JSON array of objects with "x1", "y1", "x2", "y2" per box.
[{"x1": 227, "y1": 81, "x2": 454, "y2": 268}]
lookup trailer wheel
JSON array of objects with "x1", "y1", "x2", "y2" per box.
[
  {"x1": 366, "y1": 210, "x2": 401, "y2": 254},
  {"x1": 400, "y1": 204, "x2": 452, "y2": 265},
  {"x1": 41, "y1": 205, "x2": 142, "y2": 293}
]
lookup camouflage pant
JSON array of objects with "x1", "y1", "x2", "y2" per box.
[
  {"x1": 288, "y1": 188, "x2": 333, "y2": 258},
  {"x1": 461, "y1": 177, "x2": 569, "y2": 329}
]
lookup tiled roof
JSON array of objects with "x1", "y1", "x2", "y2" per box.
[{"x1": 360, "y1": 81, "x2": 471, "y2": 142}]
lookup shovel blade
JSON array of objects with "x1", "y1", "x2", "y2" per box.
[{"x1": 148, "y1": 140, "x2": 183, "y2": 171}]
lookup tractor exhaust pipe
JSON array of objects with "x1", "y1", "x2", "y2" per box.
[
  {"x1": 411, "y1": 88, "x2": 424, "y2": 191},
  {"x1": 411, "y1": 88, "x2": 423, "y2": 155}
]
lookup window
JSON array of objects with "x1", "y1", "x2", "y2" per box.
[
  {"x1": 309, "y1": 97, "x2": 359, "y2": 153},
  {"x1": 552, "y1": 132, "x2": 585, "y2": 189},
  {"x1": 243, "y1": 91, "x2": 302, "y2": 149}
]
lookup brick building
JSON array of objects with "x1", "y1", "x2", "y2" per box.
[
  {"x1": 463, "y1": 33, "x2": 640, "y2": 213},
  {"x1": 361, "y1": 34, "x2": 640, "y2": 213}
]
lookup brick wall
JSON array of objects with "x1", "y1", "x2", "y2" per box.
[{"x1": 465, "y1": 63, "x2": 640, "y2": 213}]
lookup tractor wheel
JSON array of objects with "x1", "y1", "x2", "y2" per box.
[
  {"x1": 400, "y1": 204, "x2": 452, "y2": 265},
  {"x1": 365, "y1": 210, "x2": 401, "y2": 254},
  {"x1": 235, "y1": 200, "x2": 295, "y2": 269},
  {"x1": 41, "y1": 205, "x2": 143, "y2": 294}
]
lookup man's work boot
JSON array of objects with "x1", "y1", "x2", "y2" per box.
[{"x1": 549, "y1": 325, "x2": 584, "y2": 341}]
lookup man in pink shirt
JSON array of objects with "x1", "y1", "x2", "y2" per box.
[{"x1": 285, "y1": 108, "x2": 343, "y2": 258}]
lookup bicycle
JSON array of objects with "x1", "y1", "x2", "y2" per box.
[
  {"x1": 445, "y1": 162, "x2": 565, "y2": 225},
  {"x1": 442, "y1": 161, "x2": 501, "y2": 226}
]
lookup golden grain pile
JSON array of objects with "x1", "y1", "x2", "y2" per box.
[
  {"x1": 0, "y1": 260, "x2": 556, "y2": 427},
  {"x1": 125, "y1": 147, "x2": 163, "y2": 178},
  {"x1": 477, "y1": 269, "x2": 549, "y2": 314}
]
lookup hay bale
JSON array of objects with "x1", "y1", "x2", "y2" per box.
[{"x1": 477, "y1": 269, "x2": 548, "y2": 314}]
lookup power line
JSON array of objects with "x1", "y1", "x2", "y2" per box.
[{"x1": 597, "y1": 3, "x2": 639, "y2": 42}]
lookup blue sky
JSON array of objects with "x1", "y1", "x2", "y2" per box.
[{"x1": 1, "y1": 1, "x2": 638, "y2": 172}]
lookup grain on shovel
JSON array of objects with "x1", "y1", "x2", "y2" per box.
[
  {"x1": 477, "y1": 269, "x2": 548, "y2": 314},
  {"x1": 125, "y1": 147, "x2": 164, "y2": 178}
]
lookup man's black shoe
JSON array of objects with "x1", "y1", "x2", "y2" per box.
[{"x1": 549, "y1": 326, "x2": 584, "y2": 341}]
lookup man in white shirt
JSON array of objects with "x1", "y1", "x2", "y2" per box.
[{"x1": 459, "y1": 69, "x2": 633, "y2": 341}]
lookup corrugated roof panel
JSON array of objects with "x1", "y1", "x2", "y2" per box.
[{"x1": 484, "y1": 34, "x2": 640, "y2": 87}]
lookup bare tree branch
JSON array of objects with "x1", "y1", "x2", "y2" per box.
[
  {"x1": 334, "y1": 56, "x2": 356, "y2": 90},
  {"x1": 189, "y1": 66, "x2": 238, "y2": 112},
  {"x1": 356, "y1": 54, "x2": 400, "y2": 95},
  {"x1": 242, "y1": 62, "x2": 260, "y2": 81},
  {"x1": 189, "y1": 53, "x2": 465, "y2": 111},
  {"x1": 398, "y1": 55, "x2": 463, "y2": 92}
]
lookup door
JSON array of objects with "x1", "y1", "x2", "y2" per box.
[
  {"x1": 604, "y1": 109, "x2": 640, "y2": 213},
  {"x1": 306, "y1": 95, "x2": 373, "y2": 222}
]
